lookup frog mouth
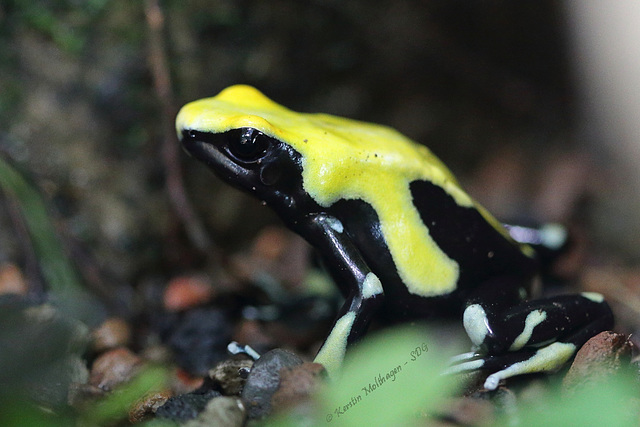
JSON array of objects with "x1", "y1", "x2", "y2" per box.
[
  {"x1": 180, "y1": 130, "x2": 251, "y2": 182},
  {"x1": 181, "y1": 132, "x2": 209, "y2": 156}
]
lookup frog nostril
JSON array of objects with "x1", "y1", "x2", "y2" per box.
[
  {"x1": 260, "y1": 162, "x2": 281, "y2": 186},
  {"x1": 181, "y1": 129, "x2": 199, "y2": 142}
]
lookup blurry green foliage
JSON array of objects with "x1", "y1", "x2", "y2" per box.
[
  {"x1": 0, "y1": 156, "x2": 104, "y2": 324},
  {"x1": 0, "y1": 0, "x2": 113, "y2": 129},
  {"x1": 318, "y1": 326, "x2": 459, "y2": 426},
  {"x1": 1, "y1": 365, "x2": 170, "y2": 427},
  {"x1": 266, "y1": 325, "x2": 640, "y2": 427},
  {"x1": 267, "y1": 325, "x2": 462, "y2": 426},
  {"x1": 0, "y1": 156, "x2": 83, "y2": 294},
  {"x1": 2, "y1": 0, "x2": 110, "y2": 53},
  {"x1": 80, "y1": 366, "x2": 170, "y2": 426},
  {"x1": 0, "y1": 400, "x2": 71, "y2": 427},
  {"x1": 502, "y1": 374, "x2": 640, "y2": 427}
]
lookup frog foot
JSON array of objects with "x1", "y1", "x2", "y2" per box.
[{"x1": 445, "y1": 341, "x2": 576, "y2": 390}]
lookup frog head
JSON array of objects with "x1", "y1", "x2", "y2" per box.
[
  {"x1": 179, "y1": 125, "x2": 306, "y2": 213},
  {"x1": 176, "y1": 86, "x2": 311, "y2": 216}
]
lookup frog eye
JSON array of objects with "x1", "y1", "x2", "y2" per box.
[{"x1": 227, "y1": 128, "x2": 271, "y2": 162}]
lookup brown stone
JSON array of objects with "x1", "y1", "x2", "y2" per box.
[
  {"x1": 271, "y1": 362, "x2": 326, "y2": 412},
  {"x1": 91, "y1": 317, "x2": 132, "y2": 352},
  {"x1": 563, "y1": 331, "x2": 633, "y2": 392},
  {"x1": 89, "y1": 347, "x2": 143, "y2": 391},
  {"x1": 128, "y1": 389, "x2": 172, "y2": 423}
]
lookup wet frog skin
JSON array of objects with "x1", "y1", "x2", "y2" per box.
[{"x1": 176, "y1": 85, "x2": 613, "y2": 389}]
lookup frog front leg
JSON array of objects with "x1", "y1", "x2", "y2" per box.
[
  {"x1": 300, "y1": 213, "x2": 385, "y2": 377},
  {"x1": 451, "y1": 281, "x2": 613, "y2": 390}
]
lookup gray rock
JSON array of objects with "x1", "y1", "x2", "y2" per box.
[
  {"x1": 183, "y1": 396, "x2": 246, "y2": 427},
  {"x1": 240, "y1": 349, "x2": 303, "y2": 418}
]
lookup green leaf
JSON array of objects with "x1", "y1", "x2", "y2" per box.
[
  {"x1": 0, "y1": 156, "x2": 98, "y2": 321},
  {"x1": 0, "y1": 399, "x2": 72, "y2": 427},
  {"x1": 81, "y1": 366, "x2": 170, "y2": 426},
  {"x1": 322, "y1": 326, "x2": 459, "y2": 426},
  {"x1": 268, "y1": 325, "x2": 462, "y2": 426},
  {"x1": 505, "y1": 373, "x2": 640, "y2": 427}
]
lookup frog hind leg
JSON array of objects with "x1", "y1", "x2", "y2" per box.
[
  {"x1": 302, "y1": 213, "x2": 385, "y2": 377},
  {"x1": 481, "y1": 311, "x2": 612, "y2": 390},
  {"x1": 451, "y1": 289, "x2": 613, "y2": 390}
]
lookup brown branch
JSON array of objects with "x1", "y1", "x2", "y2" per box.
[{"x1": 143, "y1": 0, "x2": 213, "y2": 253}]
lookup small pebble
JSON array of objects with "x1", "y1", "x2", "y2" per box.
[
  {"x1": 241, "y1": 348, "x2": 303, "y2": 419},
  {"x1": 89, "y1": 347, "x2": 143, "y2": 391},
  {"x1": 166, "y1": 308, "x2": 232, "y2": 375},
  {"x1": 67, "y1": 355, "x2": 91, "y2": 384},
  {"x1": 164, "y1": 275, "x2": 215, "y2": 312},
  {"x1": 271, "y1": 362, "x2": 326, "y2": 412},
  {"x1": 183, "y1": 396, "x2": 246, "y2": 427},
  {"x1": 209, "y1": 357, "x2": 255, "y2": 395},
  {"x1": 173, "y1": 368, "x2": 205, "y2": 394},
  {"x1": 0, "y1": 263, "x2": 28, "y2": 296},
  {"x1": 128, "y1": 389, "x2": 172, "y2": 423},
  {"x1": 23, "y1": 303, "x2": 90, "y2": 354},
  {"x1": 24, "y1": 303, "x2": 62, "y2": 323},
  {"x1": 141, "y1": 343, "x2": 174, "y2": 364},
  {"x1": 91, "y1": 317, "x2": 131, "y2": 352}
]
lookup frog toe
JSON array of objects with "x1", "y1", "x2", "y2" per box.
[{"x1": 480, "y1": 341, "x2": 577, "y2": 390}]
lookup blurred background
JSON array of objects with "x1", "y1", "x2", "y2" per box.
[{"x1": 1, "y1": 0, "x2": 640, "y2": 354}]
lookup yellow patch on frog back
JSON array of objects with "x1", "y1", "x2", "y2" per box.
[{"x1": 177, "y1": 85, "x2": 518, "y2": 296}]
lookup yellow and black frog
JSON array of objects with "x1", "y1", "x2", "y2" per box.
[{"x1": 176, "y1": 85, "x2": 613, "y2": 390}]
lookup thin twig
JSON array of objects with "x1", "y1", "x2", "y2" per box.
[{"x1": 144, "y1": 0, "x2": 213, "y2": 253}]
